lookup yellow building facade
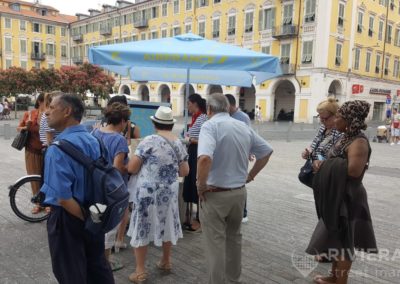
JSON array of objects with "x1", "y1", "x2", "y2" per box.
[
  {"x1": 0, "y1": 0, "x2": 75, "y2": 71},
  {"x1": 71, "y1": 0, "x2": 400, "y2": 121}
]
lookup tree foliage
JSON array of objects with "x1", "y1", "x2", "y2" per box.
[{"x1": 0, "y1": 64, "x2": 115, "y2": 99}]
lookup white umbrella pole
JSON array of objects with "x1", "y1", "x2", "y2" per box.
[{"x1": 183, "y1": 68, "x2": 190, "y2": 137}]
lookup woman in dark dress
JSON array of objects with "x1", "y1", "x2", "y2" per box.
[
  {"x1": 182, "y1": 94, "x2": 207, "y2": 231},
  {"x1": 307, "y1": 100, "x2": 377, "y2": 284}
]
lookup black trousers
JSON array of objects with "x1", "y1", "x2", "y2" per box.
[{"x1": 47, "y1": 206, "x2": 114, "y2": 284}]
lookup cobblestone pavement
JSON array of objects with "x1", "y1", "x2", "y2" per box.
[{"x1": 0, "y1": 118, "x2": 399, "y2": 284}]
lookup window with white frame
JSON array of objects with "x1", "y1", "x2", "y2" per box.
[
  {"x1": 357, "y1": 11, "x2": 363, "y2": 33},
  {"x1": 214, "y1": 0, "x2": 221, "y2": 3},
  {"x1": 5, "y1": 18, "x2": 11, "y2": 29},
  {"x1": 198, "y1": 0, "x2": 208, "y2": 7},
  {"x1": 198, "y1": 21, "x2": 205, "y2": 37},
  {"x1": 20, "y1": 39, "x2": 27, "y2": 54},
  {"x1": 283, "y1": 4, "x2": 293, "y2": 25},
  {"x1": 366, "y1": 51, "x2": 371, "y2": 72},
  {"x1": 61, "y1": 27, "x2": 66, "y2": 36},
  {"x1": 162, "y1": 3, "x2": 168, "y2": 17},
  {"x1": 378, "y1": 20, "x2": 384, "y2": 40},
  {"x1": 338, "y1": 3, "x2": 345, "y2": 27},
  {"x1": 131, "y1": 35, "x2": 138, "y2": 41},
  {"x1": 260, "y1": 8, "x2": 275, "y2": 30},
  {"x1": 354, "y1": 48, "x2": 361, "y2": 70},
  {"x1": 161, "y1": 29, "x2": 167, "y2": 38},
  {"x1": 61, "y1": 45, "x2": 67, "y2": 58},
  {"x1": 280, "y1": 43, "x2": 291, "y2": 63},
  {"x1": 261, "y1": 45, "x2": 270, "y2": 54},
  {"x1": 304, "y1": 0, "x2": 316, "y2": 23},
  {"x1": 384, "y1": 57, "x2": 390, "y2": 74},
  {"x1": 151, "y1": 31, "x2": 158, "y2": 39},
  {"x1": 6, "y1": 59, "x2": 12, "y2": 69},
  {"x1": 48, "y1": 63, "x2": 54, "y2": 69},
  {"x1": 228, "y1": 15, "x2": 236, "y2": 35},
  {"x1": 186, "y1": 0, "x2": 192, "y2": 10},
  {"x1": 20, "y1": 61, "x2": 27, "y2": 70},
  {"x1": 386, "y1": 24, "x2": 393, "y2": 43},
  {"x1": 395, "y1": 28, "x2": 400, "y2": 46},
  {"x1": 34, "y1": 62, "x2": 41, "y2": 69},
  {"x1": 393, "y1": 59, "x2": 399, "y2": 77},
  {"x1": 33, "y1": 22, "x2": 41, "y2": 33},
  {"x1": 174, "y1": 0, "x2": 179, "y2": 14},
  {"x1": 368, "y1": 16, "x2": 374, "y2": 37},
  {"x1": 20, "y1": 20, "x2": 26, "y2": 31},
  {"x1": 212, "y1": 18, "x2": 220, "y2": 38},
  {"x1": 185, "y1": 23, "x2": 192, "y2": 33},
  {"x1": 302, "y1": 41, "x2": 313, "y2": 64},
  {"x1": 141, "y1": 33, "x2": 146, "y2": 40},
  {"x1": 47, "y1": 25, "x2": 55, "y2": 35},
  {"x1": 46, "y1": 43, "x2": 55, "y2": 56},
  {"x1": 376, "y1": 54, "x2": 381, "y2": 73},
  {"x1": 335, "y1": 43, "x2": 342, "y2": 66},
  {"x1": 244, "y1": 11, "x2": 254, "y2": 33},
  {"x1": 172, "y1": 26, "x2": 181, "y2": 36},
  {"x1": 5, "y1": 37, "x2": 12, "y2": 52}
]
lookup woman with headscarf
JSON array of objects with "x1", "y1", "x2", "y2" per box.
[{"x1": 306, "y1": 100, "x2": 377, "y2": 284}]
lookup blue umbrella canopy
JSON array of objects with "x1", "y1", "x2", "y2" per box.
[{"x1": 89, "y1": 33, "x2": 281, "y2": 87}]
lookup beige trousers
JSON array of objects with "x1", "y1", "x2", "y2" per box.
[
  {"x1": 200, "y1": 187, "x2": 246, "y2": 284},
  {"x1": 25, "y1": 150, "x2": 43, "y2": 195}
]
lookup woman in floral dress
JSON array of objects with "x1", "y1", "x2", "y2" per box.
[{"x1": 127, "y1": 106, "x2": 189, "y2": 283}]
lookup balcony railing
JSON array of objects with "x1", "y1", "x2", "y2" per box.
[
  {"x1": 280, "y1": 63, "x2": 295, "y2": 75},
  {"x1": 72, "y1": 34, "x2": 83, "y2": 42},
  {"x1": 31, "y1": 52, "x2": 46, "y2": 61},
  {"x1": 72, "y1": 57, "x2": 83, "y2": 65},
  {"x1": 100, "y1": 26, "x2": 112, "y2": 36},
  {"x1": 272, "y1": 25, "x2": 298, "y2": 39},
  {"x1": 133, "y1": 19, "x2": 148, "y2": 29}
]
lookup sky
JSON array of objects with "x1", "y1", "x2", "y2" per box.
[{"x1": 41, "y1": 0, "x2": 118, "y2": 16}]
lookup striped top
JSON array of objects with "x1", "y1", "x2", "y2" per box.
[
  {"x1": 310, "y1": 125, "x2": 343, "y2": 161},
  {"x1": 188, "y1": 113, "x2": 207, "y2": 139},
  {"x1": 39, "y1": 113, "x2": 61, "y2": 145}
]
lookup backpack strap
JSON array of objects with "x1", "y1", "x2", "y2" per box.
[
  {"x1": 52, "y1": 140, "x2": 94, "y2": 169},
  {"x1": 157, "y1": 135, "x2": 180, "y2": 163}
]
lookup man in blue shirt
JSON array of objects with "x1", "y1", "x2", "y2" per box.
[
  {"x1": 41, "y1": 94, "x2": 114, "y2": 284},
  {"x1": 197, "y1": 94, "x2": 273, "y2": 284}
]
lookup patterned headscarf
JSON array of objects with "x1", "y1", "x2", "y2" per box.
[{"x1": 331, "y1": 100, "x2": 370, "y2": 157}]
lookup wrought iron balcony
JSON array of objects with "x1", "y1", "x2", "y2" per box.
[
  {"x1": 31, "y1": 52, "x2": 46, "y2": 61},
  {"x1": 72, "y1": 57, "x2": 83, "y2": 65},
  {"x1": 272, "y1": 25, "x2": 298, "y2": 39},
  {"x1": 280, "y1": 63, "x2": 295, "y2": 75},
  {"x1": 100, "y1": 26, "x2": 112, "y2": 36},
  {"x1": 72, "y1": 34, "x2": 83, "y2": 42},
  {"x1": 134, "y1": 19, "x2": 148, "y2": 29}
]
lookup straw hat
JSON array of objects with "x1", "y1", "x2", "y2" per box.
[{"x1": 150, "y1": 106, "x2": 176, "y2": 125}]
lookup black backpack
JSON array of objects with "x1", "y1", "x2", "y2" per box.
[{"x1": 52, "y1": 139, "x2": 129, "y2": 235}]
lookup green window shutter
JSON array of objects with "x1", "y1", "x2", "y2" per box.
[{"x1": 271, "y1": 8, "x2": 276, "y2": 29}]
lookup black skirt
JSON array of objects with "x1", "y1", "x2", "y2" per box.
[{"x1": 183, "y1": 143, "x2": 198, "y2": 203}]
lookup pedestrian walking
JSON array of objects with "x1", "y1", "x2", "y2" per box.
[
  {"x1": 390, "y1": 108, "x2": 400, "y2": 145},
  {"x1": 307, "y1": 100, "x2": 377, "y2": 284},
  {"x1": 40, "y1": 93, "x2": 114, "y2": 284},
  {"x1": 197, "y1": 94, "x2": 273, "y2": 284}
]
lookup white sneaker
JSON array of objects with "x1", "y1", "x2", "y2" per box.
[
  {"x1": 242, "y1": 217, "x2": 249, "y2": 223},
  {"x1": 391, "y1": 142, "x2": 395, "y2": 146}
]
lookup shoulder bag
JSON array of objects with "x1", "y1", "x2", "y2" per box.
[{"x1": 11, "y1": 111, "x2": 31, "y2": 151}]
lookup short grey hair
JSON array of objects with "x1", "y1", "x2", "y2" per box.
[{"x1": 207, "y1": 93, "x2": 229, "y2": 114}]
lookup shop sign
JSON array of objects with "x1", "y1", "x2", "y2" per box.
[
  {"x1": 352, "y1": 84, "x2": 364, "y2": 94},
  {"x1": 369, "y1": 88, "x2": 391, "y2": 95}
]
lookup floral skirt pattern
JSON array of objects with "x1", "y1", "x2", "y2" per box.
[{"x1": 127, "y1": 181, "x2": 183, "y2": 247}]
